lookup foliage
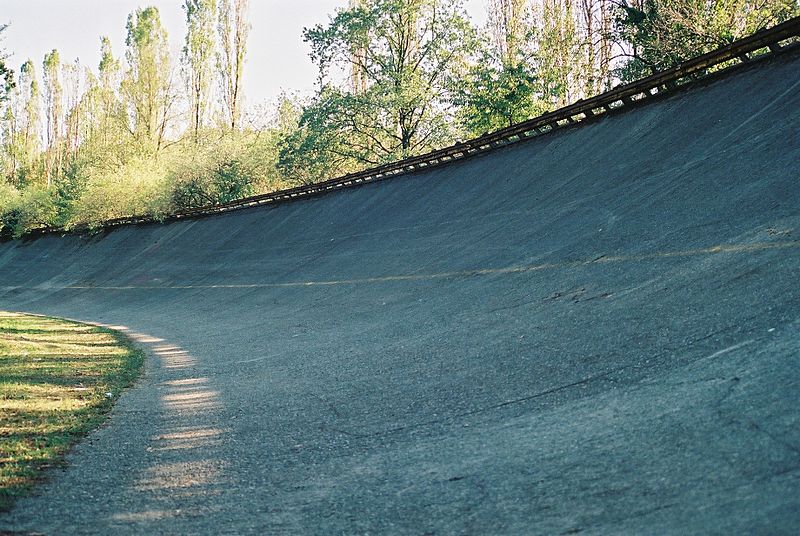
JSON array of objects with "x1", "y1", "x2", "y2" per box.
[
  {"x1": 278, "y1": 88, "x2": 373, "y2": 184},
  {"x1": 183, "y1": 0, "x2": 217, "y2": 142},
  {"x1": 281, "y1": 0, "x2": 477, "y2": 182},
  {"x1": 217, "y1": 0, "x2": 250, "y2": 130},
  {"x1": 454, "y1": 1, "x2": 547, "y2": 135},
  {"x1": 0, "y1": 181, "x2": 20, "y2": 238},
  {"x1": 123, "y1": 7, "x2": 175, "y2": 152},
  {"x1": 171, "y1": 159, "x2": 252, "y2": 207},
  {"x1": 169, "y1": 135, "x2": 274, "y2": 209},
  {"x1": 0, "y1": 184, "x2": 56, "y2": 238},
  {"x1": 536, "y1": 0, "x2": 581, "y2": 106},
  {"x1": 67, "y1": 155, "x2": 171, "y2": 227},
  {"x1": 52, "y1": 159, "x2": 89, "y2": 227},
  {"x1": 614, "y1": 0, "x2": 800, "y2": 81},
  {"x1": 0, "y1": 24, "x2": 9, "y2": 104},
  {"x1": 455, "y1": 61, "x2": 547, "y2": 135}
]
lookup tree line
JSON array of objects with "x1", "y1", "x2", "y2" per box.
[{"x1": 1, "y1": 0, "x2": 796, "y2": 237}]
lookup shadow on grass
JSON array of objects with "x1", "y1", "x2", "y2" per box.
[{"x1": 0, "y1": 313, "x2": 144, "y2": 512}]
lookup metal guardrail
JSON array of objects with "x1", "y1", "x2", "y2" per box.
[{"x1": 29, "y1": 16, "x2": 800, "y2": 235}]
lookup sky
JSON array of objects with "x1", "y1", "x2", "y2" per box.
[{"x1": 1, "y1": 1, "x2": 488, "y2": 111}]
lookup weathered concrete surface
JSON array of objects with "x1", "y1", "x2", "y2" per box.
[{"x1": 1, "y1": 53, "x2": 799, "y2": 535}]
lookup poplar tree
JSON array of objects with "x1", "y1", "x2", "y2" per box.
[
  {"x1": 122, "y1": 7, "x2": 175, "y2": 152},
  {"x1": 17, "y1": 60, "x2": 40, "y2": 174},
  {"x1": 183, "y1": 0, "x2": 217, "y2": 143},
  {"x1": 577, "y1": 0, "x2": 613, "y2": 95},
  {"x1": 42, "y1": 50, "x2": 62, "y2": 185},
  {"x1": 0, "y1": 58, "x2": 39, "y2": 187},
  {"x1": 0, "y1": 25, "x2": 10, "y2": 107},
  {"x1": 1, "y1": 69, "x2": 18, "y2": 182},
  {"x1": 489, "y1": 0, "x2": 530, "y2": 68},
  {"x1": 348, "y1": 0, "x2": 369, "y2": 94},
  {"x1": 535, "y1": 0, "x2": 580, "y2": 107},
  {"x1": 217, "y1": 0, "x2": 249, "y2": 130},
  {"x1": 97, "y1": 36, "x2": 123, "y2": 147},
  {"x1": 455, "y1": 0, "x2": 546, "y2": 135},
  {"x1": 63, "y1": 59, "x2": 82, "y2": 157}
]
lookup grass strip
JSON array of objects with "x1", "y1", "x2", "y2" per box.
[{"x1": 0, "y1": 311, "x2": 144, "y2": 511}]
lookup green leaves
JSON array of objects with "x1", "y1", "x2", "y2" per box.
[
  {"x1": 123, "y1": 7, "x2": 173, "y2": 150},
  {"x1": 455, "y1": 60, "x2": 546, "y2": 136},
  {"x1": 182, "y1": 0, "x2": 217, "y2": 143},
  {"x1": 613, "y1": 0, "x2": 800, "y2": 82},
  {"x1": 284, "y1": 0, "x2": 477, "y2": 183},
  {"x1": 172, "y1": 158, "x2": 255, "y2": 209}
]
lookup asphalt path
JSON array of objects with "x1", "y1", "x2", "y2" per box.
[{"x1": 1, "y1": 52, "x2": 799, "y2": 534}]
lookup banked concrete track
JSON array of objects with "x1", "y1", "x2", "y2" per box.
[{"x1": 1, "y1": 52, "x2": 799, "y2": 535}]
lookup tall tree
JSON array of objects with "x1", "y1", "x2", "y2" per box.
[
  {"x1": 613, "y1": 0, "x2": 800, "y2": 81},
  {"x1": 217, "y1": 0, "x2": 249, "y2": 130},
  {"x1": 288, "y1": 0, "x2": 476, "y2": 172},
  {"x1": 183, "y1": 0, "x2": 217, "y2": 143},
  {"x1": 0, "y1": 24, "x2": 11, "y2": 106},
  {"x1": 488, "y1": 0, "x2": 530, "y2": 68},
  {"x1": 96, "y1": 36, "x2": 123, "y2": 148},
  {"x1": 348, "y1": 0, "x2": 369, "y2": 94},
  {"x1": 16, "y1": 60, "x2": 40, "y2": 177},
  {"x1": 535, "y1": 0, "x2": 581, "y2": 107},
  {"x1": 122, "y1": 7, "x2": 175, "y2": 152},
  {"x1": 63, "y1": 59, "x2": 82, "y2": 157},
  {"x1": 1, "y1": 68, "x2": 18, "y2": 182},
  {"x1": 42, "y1": 49, "x2": 62, "y2": 185},
  {"x1": 455, "y1": 0, "x2": 546, "y2": 135},
  {"x1": 577, "y1": 0, "x2": 613, "y2": 95}
]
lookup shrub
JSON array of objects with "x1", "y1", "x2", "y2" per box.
[
  {"x1": 0, "y1": 185, "x2": 57, "y2": 238},
  {"x1": 67, "y1": 156, "x2": 172, "y2": 228}
]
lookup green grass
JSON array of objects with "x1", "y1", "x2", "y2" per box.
[{"x1": 0, "y1": 311, "x2": 144, "y2": 511}]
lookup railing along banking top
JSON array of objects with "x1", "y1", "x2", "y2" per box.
[{"x1": 28, "y1": 16, "x2": 800, "y2": 236}]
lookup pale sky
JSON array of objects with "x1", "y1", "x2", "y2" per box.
[{"x1": 1, "y1": 1, "x2": 488, "y2": 111}]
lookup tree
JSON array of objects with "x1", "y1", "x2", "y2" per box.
[
  {"x1": 42, "y1": 49, "x2": 63, "y2": 185},
  {"x1": 455, "y1": 0, "x2": 547, "y2": 135},
  {"x1": 0, "y1": 184, "x2": 56, "y2": 236},
  {"x1": 122, "y1": 7, "x2": 175, "y2": 152},
  {"x1": 13, "y1": 60, "x2": 41, "y2": 179},
  {"x1": 95, "y1": 36, "x2": 124, "y2": 148},
  {"x1": 488, "y1": 0, "x2": 530, "y2": 68},
  {"x1": 217, "y1": 0, "x2": 249, "y2": 130},
  {"x1": 1, "y1": 68, "x2": 17, "y2": 182},
  {"x1": 613, "y1": 0, "x2": 800, "y2": 81},
  {"x1": 0, "y1": 24, "x2": 11, "y2": 105},
  {"x1": 577, "y1": 0, "x2": 613, "y2": 95},
  {"x1": 63, "y1": 59, "x2": 82, "y2": 157},
  {"x1": 99, "y1": 37, "x2": 121, "y2": 89},
  {"x1": 348, "y1": 0, "x2": 370, "y2": 94},
  {"x1": 183, "y1": 0, "x2": 217, "y2": 143},
  {"x1": 283, "y1": 0, "x2": 476, "y2": 181},
  {"x1": 171, "y1": 158, "x2": 254, "y2": 208},
  {"x1": 535, "y1": 0, "x2": 581, "y2": 107},
  {"x1": 277, "y1": 88, "x2": 360, "y2": 184}
]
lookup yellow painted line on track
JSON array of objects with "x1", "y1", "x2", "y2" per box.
[{"x1": 5, "y1": 240, "x2": 799, "y2": 291}]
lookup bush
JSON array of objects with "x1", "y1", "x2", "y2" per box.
[
  {"x1": 52, "y1": 160, "x2": 90, "y2": 227},
  {"x1": 171, "y1": 158, "x2": 255, "y2": 210},
  {"x1": 2, "y1": 127, "x2": 293, "y2": 235},
  {"x1": 0, "y1": 183, "x2": 21, "y2": 239},
  {"x1": 67, "y1": 156, "x2": 172, "y2": 228},
  {"x1": 0, "y1": 184, "x2": 57, "y2": 238},
  {"x1": 168, "y1": 131, "x2": 289, "y2": 211}
]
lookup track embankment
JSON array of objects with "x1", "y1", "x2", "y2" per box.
[{"x1": 1, "y1": 51, "x2": 799, "y2": 534}]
